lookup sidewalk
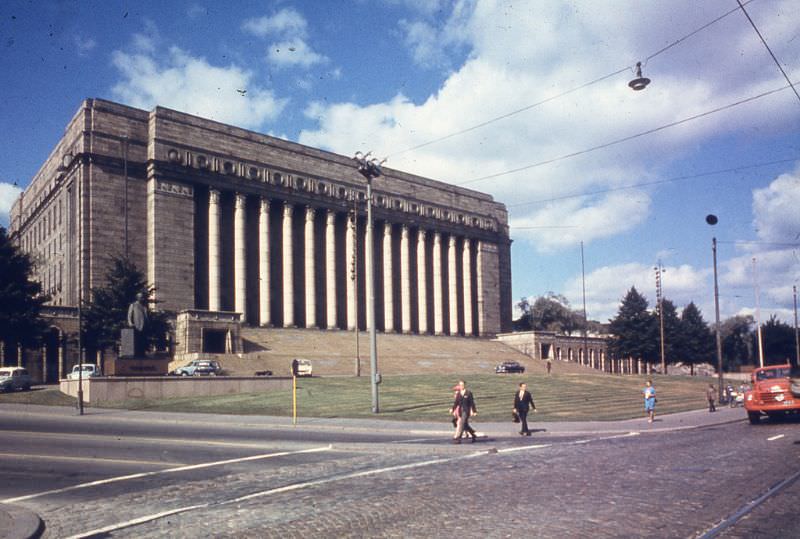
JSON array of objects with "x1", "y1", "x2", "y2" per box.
[{"x1": 0, "y1": 401, "x2": 746, "y2": 436}]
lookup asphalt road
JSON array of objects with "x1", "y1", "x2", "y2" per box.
[{"x1": 1, "y1": 404, "x2": 799, "y2": 538}]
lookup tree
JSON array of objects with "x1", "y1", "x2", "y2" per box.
[
  {"x1": 513, "y1": 297, "x2": 533, "y2": 331},
  {"x1": 0, "y1": 226, "x2": 48, "y2": 356},
  {"x1": 609, "y1": 287, "x2": 658, "y2": 366},
  {"x1": 721, "y1": 315, "x2": 754, "y2": 371},
  {"x1": 760, "y1": 315, "x2": 795, "y2": 366},
  {"x1": 678, "y1": 302, "x2": 715, "y2": 375},
  {"x1": 514, "y1": 293, "x2": 583, "y2": 334},
  {"x1": 82, "y1": 256, "x2": 170, "y2": 353},
  {"x1": 657, "y1": 298, "x2": 682, "y2": 370}
]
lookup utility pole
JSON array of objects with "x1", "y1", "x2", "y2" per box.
[
  {"x1": 793, "y1": 284, "x2": 799, "y2": 368},
  {"x1": 655, "y1": 262, "x2": 666, "y2": 375},
  {"x1": 581, "y1": 242, "x2": 589, "y2": 369},
  {"x1": 354, "y1": 152, "x2": 383, "y2": 413},
  {"x1": 753, "y1": 257, "x2": 764, "y2": 368}
]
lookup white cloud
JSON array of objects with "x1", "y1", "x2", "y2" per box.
[
  {"x1": 267, "y1": 38, "x2": 327, "y2": 69},
  {"x1": 298, "y1": 0, "x2": 800, "y2": 255},
  {"x1": 242, "y1": 8, "x2": 327, "y2": 69},
  {"x1": 242, "y1": 9, "x2": 309, "y2": 37},
  {"x1": 74, "y1": 35, "x2": 96, "y2": 56},
  {"x1": 752, "y1": 165, "x2": 800, "y2": 243},
  {"x1": 111, "y1": 46, "x2": 287, "y2": 130},
  {"x1": 563, "y1": 261, "x2": 711, "y2": 322},
  {"x1": 0, "y1": 182, "x2": 22, "y2": 226},
  {"x1": 510, "y1": 190, "x2": 651, "y2": 251},
  {"x1": 187, "y1": 4, "x2": 207, "y2": 18}
]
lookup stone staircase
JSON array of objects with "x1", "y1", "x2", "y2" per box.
[{"x1": 201, "y1": 327, "x2": 593, "y2": 377}]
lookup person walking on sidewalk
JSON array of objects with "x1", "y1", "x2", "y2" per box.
[
  {"x1": 451, "y1": 380, "x2": 477, "y2": 444},
  {"x1": 643, "y1": 379, "x2": 656, "y2": 423},
  {"x1": 513, "y1": 382, "x2": 537, "y2": 435},
  {"x1": 707, "y1": 384, "x2": 717, "y2": 412}
]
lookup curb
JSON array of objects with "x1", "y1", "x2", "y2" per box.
[{"x1": 0, "y1": 503, "x2": 44, "y2": 539}]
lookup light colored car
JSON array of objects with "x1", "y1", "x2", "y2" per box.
[
  {"x1": 0, "y1": 367, "x2": 32, "y2": 392},
  {"x1": 173, "y1": 360, "x2": 222, "y2": 376},
  {"x1": 291, "y1": 359, "x2": 313, "y2": 377},
  {"x1": 66, "y1": 364, "x2": 101, "y2": 380}
]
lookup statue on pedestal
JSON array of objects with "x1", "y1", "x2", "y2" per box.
[{"x1": 126, "y1": 292, "x2": 149, "y2": 358}]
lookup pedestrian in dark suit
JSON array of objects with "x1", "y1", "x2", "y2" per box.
[
  {"x1": 451, "y1": 380, "x2": 477, "y2": 443},
  {"x1": 513, "y1": 382, "x2": 537, "y2": 436}
]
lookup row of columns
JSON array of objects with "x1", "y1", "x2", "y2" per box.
[{"x1": 207, "y1": 190, "x2": 482, "y2": 335}]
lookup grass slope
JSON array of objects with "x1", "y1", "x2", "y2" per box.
[{"x1": 90, "y1": 373, "x2": 715, "y2": 422}]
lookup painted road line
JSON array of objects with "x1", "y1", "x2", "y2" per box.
[
  {"x1": 67, "y1": 451, "x2": 486, "y2": 538},
  {"x1": 496, "y1": 444, "x2": 551, "y2": 453},
  {"x1": 767, "y1": 434, "x2": 784, "y2": 441},
  {"x1": 68, "y1": 431, "x2": 648, "y2": 536},
  {"x1": 0, "y1": 429, "x2": 284, "y2": 450},
  {"x1": 696, "y1": 466, "x2": 800, "y2": 539},
  {"x1": 0, "y1": 452, "x2": 184, "y2": 468},
  {"x1": 2, "y1": 445, "x2": 332, "y2": 504}
]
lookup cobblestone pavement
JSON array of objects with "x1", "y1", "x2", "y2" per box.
[{"x1": 4, "y1": 407, "x2": 799, "y2": 538}]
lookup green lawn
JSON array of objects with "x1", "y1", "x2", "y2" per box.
[
  {"x1": 0, "y1": 387, "x2": 77, "y2": 406},
  {"x1": 87, "y1": 373, "x2": 715, "y2": 422}
]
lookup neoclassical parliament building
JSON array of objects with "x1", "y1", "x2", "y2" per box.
[{"x1": 8, "y1": 99, "x2": 512, "y2": 371}]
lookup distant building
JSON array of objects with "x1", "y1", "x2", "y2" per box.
[
  {"x1": 6, "y1": 99, "x2": 513, "y2": 380},
  {"x1": 497, "y1": 330, "x2": 611, "y2": 371}
]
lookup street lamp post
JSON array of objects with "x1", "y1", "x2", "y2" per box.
[
  {"x1": 711, "y1": 236, "x2": 724, "y2": 403},
  {"x1": 354, "y1": 152, "x2": 383, "y2": 413}
]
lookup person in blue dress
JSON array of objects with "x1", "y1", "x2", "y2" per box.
[{"x1": 643, "y1": 379, "x2": 656, "y2": 423}]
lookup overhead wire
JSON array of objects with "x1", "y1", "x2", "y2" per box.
[
  {"x1": 735, "y1": 0, "x2": 800, "y2": 106},
  {"x1": 386, "y1": 0, "x2": 756, "y2": 161},
  {"x1": 507, "y1": 157, "x2": 799, "y2": 207},
  {"x1": 456, "y1": 81, "x2": 795, "y2": 186}
]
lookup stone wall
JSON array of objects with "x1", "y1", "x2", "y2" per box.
[{"x1": 60, "y1": 376, "x2": 292, "y2": 404}]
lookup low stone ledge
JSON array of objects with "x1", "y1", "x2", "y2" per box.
[{"x1": 59, "y1": 376, "x2": 292, "y2": 404}]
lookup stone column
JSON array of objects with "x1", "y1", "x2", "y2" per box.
[
  {"x1": 400, "y1": 225, "x2": 412, "y2": 333},
  {"x1": 41, "y1": 344, "x2": 48, "y2": 383},
  {"x1": 57, "y1": 338, "x2": 64, "y2": 379},
  {"x1": 382, "y1": 222, "x2": 394, "y2": 332},
  {"x1": 476, "y1": 240, "x2": 484, "y2": 336},
  {"x1": 345, "y1": 213, "x2": 356, "y2": 330},
  {"x1": 234, "y1": 193, "x2": 247, "y2": 322},
  {"x1": 282, "y1": 202, "x2": 294, "y2": 327},
  {"x1": 432, "y1": 232, "x2": 444, "y2": 335},
  {"x1": 416, "y1": 229, "x2": 428, "y2": 335},
  {"x1": 208, "y1": 189, "x2": 221, "y2": 312},
  {"x1": 258, "y1": 198, "x2": 271, "y2": 326},
  {"x1": 325, "y1": 210, "x2": 337, "y2": 329},
  {"x1": 304, "y1": 206, "x2": 316, "y2": 328},
  {"x1": 462, "y1": 238, "x2": 473, "y2": 336},
  {"x1": 448, "y1": 235, "x2": 459, "y2": 335}
]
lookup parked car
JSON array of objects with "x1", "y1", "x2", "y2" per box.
[
  {"x1": 66, "y1": 364, "x2": 101, "y2": 380},
  {"x1": 173, "y1": 360, "x2": 222, "y2": 376},
  {"x1": 495, "y1": 361, "x2": 525, "y2": 374},
  {"x1": 744, "y1": 364, "x2": 800, "y2": 424},
  {"x1": 0, "y1": 367, "x2": 32, "y2": 392},
  {"x1": 291, "y1": 359, "x2": 313, "y2": 377}
]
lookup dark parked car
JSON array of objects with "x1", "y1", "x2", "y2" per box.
[{"x1": 495, "y1": 361, "x2": 525, "y2": 374}]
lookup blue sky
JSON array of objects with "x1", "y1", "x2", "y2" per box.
[{"x1": 1, "y1": 0, "x2": 799, "y2": 325}]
